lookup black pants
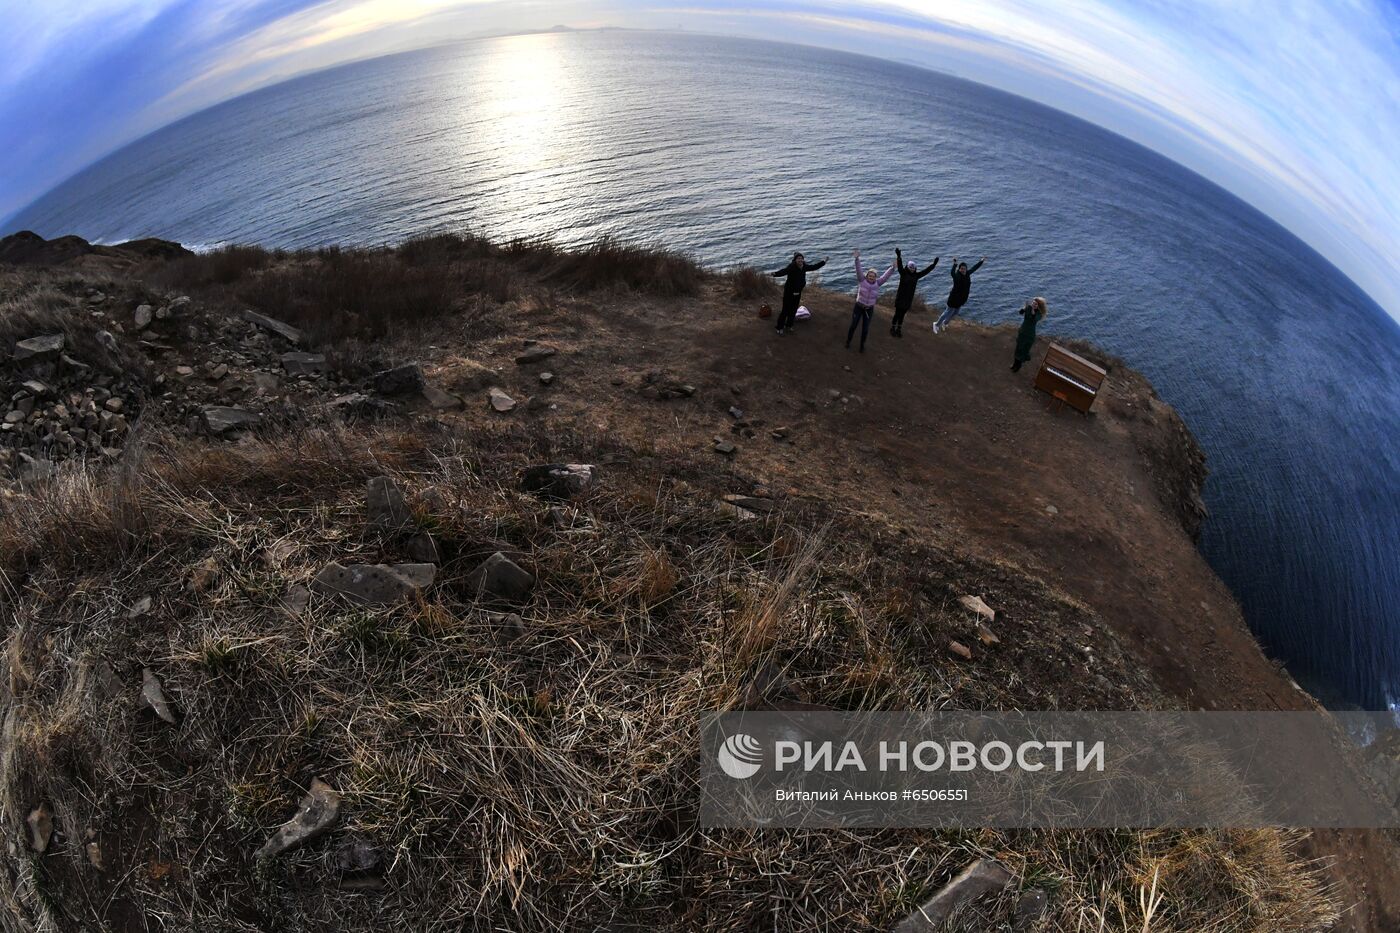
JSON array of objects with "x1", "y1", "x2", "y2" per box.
[
  {"x1": 777, "y1": 291, "x2": 802, "y2": 330},
  {"x1": 891, "y1": 302, "x2": 911, "y2": 332},
  {"x1": 846, "y1": 302, "x2": 874, "y2": 348}
]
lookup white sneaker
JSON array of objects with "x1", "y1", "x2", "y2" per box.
[{"x1": 931, "y1": 322, "x2": 940, "y2": 335}]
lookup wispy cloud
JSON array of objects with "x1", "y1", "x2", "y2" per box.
[{"x1": 2, "y1": 0, "x2": 1398, "y2": 317}]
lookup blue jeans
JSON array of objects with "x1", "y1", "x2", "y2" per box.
[
  {"x1": 846, "y1": 303, "x2": 874, "y2": 348},
  {"x1": 937, "y1": 301, "x2": 967, "y2": 328}
]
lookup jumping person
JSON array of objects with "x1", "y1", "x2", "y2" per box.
[
  {"x1": 770, "y1": 251, "x2": 828, "y2": 334},
  {"x1": 1012, "y1": 297, "x2": 1047, "y2": 371},
  {"x1": 933, "y1": 256, "x2": 986, "y2": 334},
  {"x1": 846, "y1": 250, "x2": 895, "y2": 353},
  {"x1": 891, "y1": 247, "x2": 938, "y2": 337}
]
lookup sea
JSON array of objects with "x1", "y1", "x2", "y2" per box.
[{"x1": 7, "y1": 30, "x2": 1399, "y2": 714}]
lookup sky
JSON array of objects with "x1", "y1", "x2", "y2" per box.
[{"x1": 2, "y1": 0, "x2": 1398, "y2": 318}]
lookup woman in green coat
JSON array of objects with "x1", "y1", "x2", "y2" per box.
[{"x1": 1011, "y1": 297, "x2": 1047, "y2": 371}]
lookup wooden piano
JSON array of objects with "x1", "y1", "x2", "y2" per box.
[{"x1": 1034, "y1": 344, "x2": 1107, "y2": 413}]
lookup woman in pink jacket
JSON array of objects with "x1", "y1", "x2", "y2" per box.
[{"x1": 846, "y1": 250, "x2": 896, "y2": 353}]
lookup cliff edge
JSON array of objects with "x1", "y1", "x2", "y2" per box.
[{"x1": 0, "y1": 233, "x2": 1395, "y2": 931}]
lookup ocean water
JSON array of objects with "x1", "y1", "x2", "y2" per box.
[{"x1": 7, "y1": 31, "x2": 1399, "y2": 713}]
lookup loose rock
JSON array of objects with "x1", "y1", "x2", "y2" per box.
[
  {"x1": 466, "y1": 552, "x2": 535, "y2": 601},
  {"x1": 894, "y1": 859, "x2": 1013, "y2": 932},
  {"x1": 487, "y1": 387, "x2": 517, "y2": 413},
  {"x1": 14, "y1": 334, "x2": 64, "y2": 363},
  {"x1": 255, "y1": 778, "x2": 340, "y2": 861},
  {"x1": 370, "y1": 362, "x2": 425, "y2": 396},
  {"x1": 421, "y1": 383, "x2": 464, "y2": 410},
  {"x1": 280, "y1": 351, "x2": 326, "y2": 375},
  {"x1": 520, "y1": 463, "x2": 596, "y2": 500},
  {"x1": 948, "y1": 640, "x2": 973, "y2": 660},
  {"x1": 141, "y1": 667, "x2": 178, "y2": 725},
  {"x1": 365, "y1": 475, "x2": 413, "y2": 533},
  {"x1": 241, "y1": 309, "x2": 305, "y2": 346},
  {"x1": 515, "y1": 346, "x2": 557, "y2": 365},
  {"x1": 959, "y1": 594, "x2": 997, "y2": 622},
  {"x1": 311, "y1": 562, "x2": 436, "y2": 605},
  {"x1": 202, "y1": 406, "x2": 261, "y2": 435},
  {"x1": 133, "y1": 305, "x2": 154, "y2": 329},
  {"x1": 405, "y1": 531, "x2": 441, "y2": 564}
]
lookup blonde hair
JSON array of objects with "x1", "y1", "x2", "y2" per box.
[{"x1": 1032, "y1": 296, "x2": 1048, "y2": 315}]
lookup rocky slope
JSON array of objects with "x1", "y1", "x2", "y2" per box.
[{"x1": 0, "y1": 231, "x2": 1394, "y2": 932}]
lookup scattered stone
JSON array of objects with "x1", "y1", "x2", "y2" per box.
[
  {"x1": 490, "y1": 610, "x2": 529, "y2": 643},
  {"x1": 127, "y1": 594, "x2": 153, "y2": 620},
  {"x1": 770, "y1": 426, "x2": 790, "y2": 440},
  {"x1": 311, "y1": 562, "x2": 436, "y2": 605},
  {"x1": 202, "y1": 406, "x2": 261, "y2": 435},
  {"x1": 722, "y1": 494, "x2": 774, "y2": 514},
  {"x1": 959, "y1": 594, "x2": 997, "y2": 622},
  {"x1": 251, "y1": 371, "x2": 281, "y2": 395},
  {"x1": 20, "y1": 379, "x2": 51, "y2": 397},
  {"x1": 4, "y1": 410, "x2": 24, "y2": 425},
  {"x1": 893, "y1": 859, "x2": 1014, "y2": 933},
  {"x1": 728, "y1": 406, "x2": 744, "y2": 419},
  {"x1": 610, "y1": 376, "x2": 625, "y2": 386},
  {"x1": 365, "y1": 476, "x2": 413, "y2": 533},
  {"x1": 716, "y1": 500, "x2": 758, "y2": 520},
  {"x1": 175, "y1": 365, "x2": 195, "y2": 377},
  {"x1": 241, "y1": 309, "x2": 305, "y2": 346},
  {"x1": 370, "y1": 362, "x2": 425, "y2": 396},
  {"x1": 515, "y1": 346, "x2": 557, "y2": 365},
  {"x1": 95, "y1": 330, "x2": 118, "y2": 354},
  {"x1": 26, "y1": 804, "x2": 53, "y2": 853},
  {"x1": 1045, "y1": 504, "x2": 1059, "y2": 516},
  {"x1": 133, "y1": 304, "x2": 154, "y2": 329},
  {"x1": 421, "y1": 383, "x2": 463, "y2": 411},
  {"x1": 466, "y1": 552, "x2": 535, "y2": 601},
  {"x1": 103, "y1": 397, "x2": 124, "y2": 413},
  {"x1": 948, "y1": 640, "x2": 973, "y2": 661},
  {"x1": 487, "y1": 387, "x2": 516, "y2": 413},
  {"x1": 520, "y1": 463, "x2": 596, "y2": 500},
  {"x1": 280, "y1": 351, "x2": 326, "y2": 375},
  {"x1": 282, "y1": 584, "x2": 311, "y2": 617},
  {"x1": 330, "y1": 392, "x2": 394, "y2": 419},
  {"x1": 14, "y1": 333, "x2": 64, "y2": 362},
  {"x1": 140, "y1": 667, "x2": 178, "y2": 725},
  {"x1": 335, "y1": 836, "x2": 383, "y2": 875},
  {"x1": 714, "y1": 439, "x2": 737, "y2": 456},
  {"x1": 255, "y1": 778, "x2": 340, "y2": 861},
  {"x1": 976, "y1": 623, "x2": 1000, "y2": 646},
  {"x1": 1014, "y1": 888, "x2": 1049, "y2": 929},
  {"x1": 827, "y1": 388, "x2": 842, "y2": 400},
  {"x1": 538, "y1": 372, "x2": 555, "y2": 385},
  {"x1": 405, "y1": 531, "x2": 441, "y2": 564}
]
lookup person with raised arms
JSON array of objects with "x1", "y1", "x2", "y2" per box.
[
  {"x1": 933, "y1": 255, "x2": 987, "y2": 334},
  {"x1": 769, "y1": 251, "x2": 828, "y2": 334},
  {"x1": 846, "y1": 249, "x2": 896, "y2": 353},
  {"x1": 891, "y1": 246, "x2": 939, "y2": 338}
]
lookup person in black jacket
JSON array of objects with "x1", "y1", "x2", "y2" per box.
[
  {"x1": 933, "y1": 256, "x2": 987, "y2": 334},
  {"x1": 890, "y1": 247, "x2": 938, "y2": 337},
  {"x1": 769, "y1": 252, "x2": 827, "y2": 334}
]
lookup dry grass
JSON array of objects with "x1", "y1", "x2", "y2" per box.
[
  {"x1": 727, "y1": 266, "x2": 777, "y2": 302},
  {"x1": 0, "y1": 419, "x2": 1340, "y2": 932}
]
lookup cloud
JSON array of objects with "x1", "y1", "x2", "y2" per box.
[{"x1": 1, "y1": 0, "x2": 1397, "y2": 317}]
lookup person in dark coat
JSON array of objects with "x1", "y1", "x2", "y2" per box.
[
  {"x1": 890, "y1": 247, "x2": 938, "y2": 337},
  {"x1": 769, "y1": 252, "x2": 828, "y2": 334},
  {"x1": 1012, "y1": 296, "x2": 1047, "y2": 371},
  {"x1": 933, "y1": 255, "x2": 986, "y2": 333}
]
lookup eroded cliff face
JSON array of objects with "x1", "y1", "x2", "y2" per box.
[{"x1": 0, "y1": 236, "x2": 1395, "y2": 931}]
